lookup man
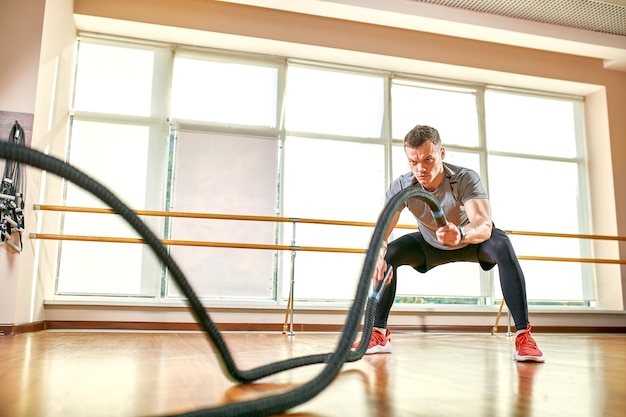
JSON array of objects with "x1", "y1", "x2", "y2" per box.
[{"x1": 353, "y1": 125, "x2": 544, "y2": 362}]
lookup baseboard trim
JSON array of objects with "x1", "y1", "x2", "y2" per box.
[
  {"x1": 18, "y1": 321, "x2": 45, "y2": 334},
  {"x1": 0, "y1": 323, "x2": 15, "y2": 336},
  {"x1": 0, "y1": 321, "x2": 45, "y2": 336}
]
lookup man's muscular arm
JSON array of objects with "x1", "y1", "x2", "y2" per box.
[{"x1": 436, "y1": 198, "x2": 492, "y2": 246}]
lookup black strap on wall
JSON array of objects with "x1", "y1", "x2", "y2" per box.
[{"x1": 1, "y1": 121, "x2": 26, "y2": 253}]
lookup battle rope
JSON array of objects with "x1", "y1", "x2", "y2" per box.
[{"x1": 0, "y1": 141, "x2": 446, "y2": 417}]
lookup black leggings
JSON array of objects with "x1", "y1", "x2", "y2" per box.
[{"x1": 375, "y1": 228, "x2": 529, "y2": 331}]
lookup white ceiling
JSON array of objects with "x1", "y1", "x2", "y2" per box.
[
  {"x1": 410, "y1": 0, "x2": 626, "y2": 36},
  {"x1": 218, "y1": 0, "x2": 626, "y2": 71}
]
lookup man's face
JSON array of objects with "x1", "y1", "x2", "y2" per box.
[{"x1": 405, "y1": 141, "x2": 445, "y2": 191}]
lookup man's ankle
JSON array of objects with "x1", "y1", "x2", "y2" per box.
[{"x1": 373, "y1": 327, "x2": 387, "y2": 335}]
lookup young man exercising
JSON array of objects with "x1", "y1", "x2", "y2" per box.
[{"x1": 353, "y1": 125, "x2": 544, "y2": 362}]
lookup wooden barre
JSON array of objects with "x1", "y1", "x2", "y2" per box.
[
  {"x1": 515, "y1": 255, "x2": 626, "y2": 265},
  {"x1": 33, "y1": 204, "x2": 626, "y2": 241},
  {"x1": 502, "y1": 230, "x2": 626, "y2": 242},
  {"x1": 28, "y1": 233, "x2": 626, "y2": 264},
  {"x1": 28, "y1": 233, "x2": 365, "y2": 254},
  {"x1": 33, "y1": 204, "x2": 415, "y2": 229}
]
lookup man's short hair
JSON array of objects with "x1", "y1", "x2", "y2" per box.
[{"x1": 404, "y1": 125, "x2": 441, "y2": 149}]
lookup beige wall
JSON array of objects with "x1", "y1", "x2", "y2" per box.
[
  {"x1": 0, "y1": 0, "x2": 45, "y2": 326},
  {"x1": 604, "y1": 81, "x2": 626, "y2": 308},
  {"x1": 20, "y1": 0, "x2": 76, "y2": 325},
  {"x1": 0, "y1": 0, "x2": 75, "y2": 328},
  {"x1": 0, "y1": 0, "x2": 45, "y2": 113},
  {"x1": 3, "y1": 0, "x2": 625, "y2": 329}
]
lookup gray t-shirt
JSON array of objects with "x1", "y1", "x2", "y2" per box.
[{"x1": 385, "y1": 162, "x2": 488, "y2": 250}]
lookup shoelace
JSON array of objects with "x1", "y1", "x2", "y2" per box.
[
  {"x1": 517, "y1": 332, "x2": 537, "y2": 349},
  {"x1": 369, "y1": 331, "x2": 387, "y2": 348}
]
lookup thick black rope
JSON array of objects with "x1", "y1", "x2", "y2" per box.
[{"x1": 0, "y1": 141, "x2": 446, "y2": 417}]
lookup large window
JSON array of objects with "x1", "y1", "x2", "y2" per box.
[
  {"x1": 485, "y1": 91, "x2": 591, "y2": 303},
  {"x1": 57, "y1": 35, "x2": 591, "y2": 307},
  {"x1": 285, "y1": 65, "x2": 385, "y2": 138},
  {"x1": 281, "y1": 65, "x2": 387, "y2": 301},
  {"x1": 390, "y1": 80, "x2": 488, "y2": 303},
  {"x1": 57, "y1": 39, "x2": 171, "y2": 296},
  {"x1": 166, "y1": 131, "x2": 278, "y2": 299},
  {"x1": 391, "y1": 80, "x2": 481, "y2": 148},
  {"x1": 170, "y1": 50, "x2": 280, "y2": 128},
  {"x1": 164, "y1": 50, "x2": 282, "y2": 300}
]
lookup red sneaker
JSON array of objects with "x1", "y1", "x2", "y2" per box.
[
  {"x1": 514, "y1": 324, "x2": 544, "y2": 362},
  {"x1": 352, "y1": 329, "x2": 392, "y2": 354}
]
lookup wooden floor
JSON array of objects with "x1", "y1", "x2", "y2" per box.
[{"x1": 1, "y1": 330, "x2": 625, "y2": 417}]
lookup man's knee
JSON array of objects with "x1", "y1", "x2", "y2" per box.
[
  {"x1": 385, "y1": 235, "x2": 425, "y2": 270},
  {"x1": 385, "y1": 241, "x2": 402, "y2": 264},
  {"x1": 482, "y1": 229, "x2": 517, "y2": 259}
]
